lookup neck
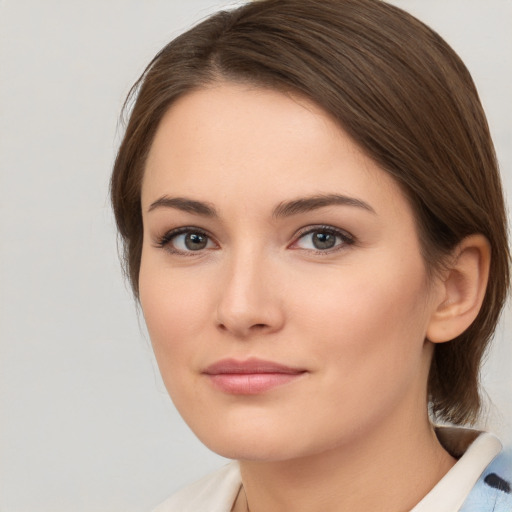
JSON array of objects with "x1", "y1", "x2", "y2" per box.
[{"x1": 235, "y1": 411, "x2": 456, "y2": 512}]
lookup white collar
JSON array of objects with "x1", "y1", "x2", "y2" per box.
[
  {"x1": 154, "y1": 428, "x2": 501, "y2": 512},
  {"x1": 411, "y1": 427, "x2": 502, "y2": 512}
]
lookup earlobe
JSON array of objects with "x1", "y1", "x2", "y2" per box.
[{"x1": 426, "y1": 234, "x2": 491, "y2": 344}]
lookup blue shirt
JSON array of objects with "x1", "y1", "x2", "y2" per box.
[{"x1": 460, "y1": 448, "x2": 512, "y2": 512}]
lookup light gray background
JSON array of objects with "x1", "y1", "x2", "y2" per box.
[{"x1": 0, "y1": 1, "x2": 510, "y2": 511}]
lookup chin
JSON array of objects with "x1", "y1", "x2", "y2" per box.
[
  {"x1": 204, "y1": 438, "x2": 302, "y2": 462},
  {"x1": 190, "y1": 417, "x2": 342, "y2": 463}
]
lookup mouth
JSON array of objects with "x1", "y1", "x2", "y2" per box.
[{"x1": 202, "y1": 358, "x2": 307, "y2": 395}]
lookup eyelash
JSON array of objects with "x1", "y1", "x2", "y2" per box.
[
  {"x1": 154, "y1": 227, "x2": 215, "y2": 256},
  {"x1": 291, "y1": 225, "x2": 355, "y2": 254},
  {"x1": 154, "y1": 225, "x2": 355, "y2": 256}
]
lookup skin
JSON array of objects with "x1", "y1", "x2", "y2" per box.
[{"x1": 139, "y1": 83, "x2": 458, "y2": 511}]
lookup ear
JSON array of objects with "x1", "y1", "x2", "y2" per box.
[{"x1": 427, "y1": 234, "x2": 491, "y2": 344}]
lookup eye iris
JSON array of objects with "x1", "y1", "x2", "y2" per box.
[
  {"x1": 185, "y1": 233, "x2": 208, "y2": 250},
  {"x1": 313, "y1": 231, "x2": 336, "y2": 250}
]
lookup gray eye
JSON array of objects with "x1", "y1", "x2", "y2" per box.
[
  {"x1": 293, "y1": 227, "x2": 353, "y2": 252},
  {"x1": 184, "y1": 232, "x2": 209, "y2": 250},
  {"x1": 165, "y1": 231, "x2": 214, "y2": 252},
  {"x1": 312, "y1": 232, "x2": 337, "y2": 250}
]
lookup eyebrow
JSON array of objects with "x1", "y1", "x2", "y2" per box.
[
  {"x1": 148, "y1": 196, "x2": 218, "y2": 216},
  {"x1": 272, "y1": 194, "x2": 376, "y2": 218},
  {"x1": 147, "y1": 193, "x2": 375, "y2": 217}
]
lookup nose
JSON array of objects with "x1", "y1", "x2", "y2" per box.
[{"x1": 215, "y1": 249, "x2": 285, "y2": 339}]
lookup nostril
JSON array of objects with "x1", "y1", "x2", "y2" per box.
[{"x1": 216, "y1": 322, "x2": 269, "y2": 335}]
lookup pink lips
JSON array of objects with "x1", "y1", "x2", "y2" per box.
[{"x1": 203, "y1": 358, "x2": 306, "y2": 395}]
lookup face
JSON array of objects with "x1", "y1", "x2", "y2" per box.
[{"x1": 139, "y1": 83, "x2": 442, "y2": 462}]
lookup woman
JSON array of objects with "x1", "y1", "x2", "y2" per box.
[{"x1": 111, "y1": 0, "x2": 511, "y2": 510}]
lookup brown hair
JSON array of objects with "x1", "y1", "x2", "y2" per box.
[{"x1": 111, "y1": 0, "x2": 510, "y2": 425}]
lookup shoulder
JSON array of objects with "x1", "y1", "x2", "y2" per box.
[
  {"x1": 152, "y1": 461, "x2": 241, "y2": 512},
  {"x1": 460, "y1": 447, "x2": 512, "y2": 512}
]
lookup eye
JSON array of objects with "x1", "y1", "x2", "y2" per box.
[
  {"x1": 292, "y1": 226, "x2": 354, "y2": 252},
  {"x1": 156, "y1": 228, "x2": 217, "y2": 254}
]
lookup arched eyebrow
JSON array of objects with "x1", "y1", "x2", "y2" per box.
[
  {"x1": 147, "y1": 193, "x2": 375, "y2": 217},
  {"x1": 148, "y1": 196, "x2": 218, "y2": 216},
  {"x1": 272, "y1": 194, "x2": 376, "y2": 218}
]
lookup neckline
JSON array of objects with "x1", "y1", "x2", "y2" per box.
[{"x1": 410, "y1": 428, "x2": 502, "y2": 512}]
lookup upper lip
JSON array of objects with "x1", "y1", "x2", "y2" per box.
[{"x1": 203, "y1": 357, "x2": 306, "y2": 375}]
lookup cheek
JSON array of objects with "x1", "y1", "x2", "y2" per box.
[
  {"x1": 292, "y1": 257, "x2": 432, "y2": 387},
  {"x1": 295, "y1": 256, "x2": 429, "y2": 334},
  {"x1": 138, "y1": 260, "x2": 211, "y2": 381}
]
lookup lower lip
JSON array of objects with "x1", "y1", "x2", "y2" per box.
[{"x1": 206, "y1": 372, "x2": 304, "y2": 394}]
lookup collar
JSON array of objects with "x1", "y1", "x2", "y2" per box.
[{"x1": 411, "y1": 427, "x2": 502, "y2": 512}]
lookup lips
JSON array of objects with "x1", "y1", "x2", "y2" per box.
[{"x1": 202, "y1": 358, "x2": 307, "y2": 394}]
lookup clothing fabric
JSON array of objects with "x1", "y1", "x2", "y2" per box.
[
  {"x1": 152, "y1": 428, "x2": 512, "y2": 512},
  {"x1": 460, "y1": 448, "x2": 512, "y2": 512}
]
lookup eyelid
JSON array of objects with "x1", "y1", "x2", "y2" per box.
[
  {"x1": 153, "y1": 224, "x2": 355, "y2": 255},
  {"x1": 289, "y1": 224, "x2": 355, "y2": 252},
  {"x1": 154, "y1": 226, "x2": 218, "y2": 255}
]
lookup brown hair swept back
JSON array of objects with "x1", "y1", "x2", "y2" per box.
[{"x1": 111, "y1": 0, "x2": 510, "y2": 426}]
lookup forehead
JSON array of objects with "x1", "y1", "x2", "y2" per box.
[{"x1": 142, "y1": 82, "x2": 408, "y2": 219}]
